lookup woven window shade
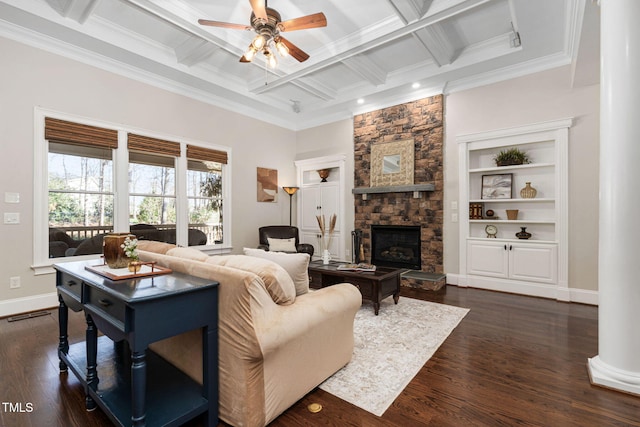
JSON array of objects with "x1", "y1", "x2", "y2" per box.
[
  {"x1": 128, "y1": 133, "x2": 181, "y2": 157},
  {"x1": 187, "y1": 144, "x2": 228, "y2": 164},
  {"x1": 45, "y1": 117, "x2": 118, "y2": 148}
]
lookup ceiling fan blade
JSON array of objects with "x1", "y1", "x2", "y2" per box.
[
  {"x1": 198, "y1": 19, "x2": 251, "y2": 31},
  {"x1": 278, "y1": 12, "x2": 327, "y2": 32},
  {"x1": 249, "y1": 0, "x2": 268, "y2": 21},
  {"x1": 278, "y1": 36, "x2": 310, "y2": 62}
]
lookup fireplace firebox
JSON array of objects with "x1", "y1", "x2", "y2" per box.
[{"x1": 371, "y1": 225, "x2": 421, "y2": 270}]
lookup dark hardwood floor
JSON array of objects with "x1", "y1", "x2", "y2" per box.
[{"x1": 1, "y1": 286, "x2": 638, "y2": 427}]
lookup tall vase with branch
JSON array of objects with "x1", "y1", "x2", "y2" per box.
[{"x1": 316, "y1": 213, "x2": 336, "y2": 264}]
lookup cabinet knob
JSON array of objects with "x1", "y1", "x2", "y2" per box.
[
  {"x1": 66, "y1": 280, "x2": 77, "y2": 286},
  {"x1": 504, "y1": 245, "x2": 507, "y2": 250},
  {"x1": 98, "y1": 299, "x2": 112, "y2": 307},
  {"x1": 510, "y1": 245, "x2": 513, "y2": 251}
]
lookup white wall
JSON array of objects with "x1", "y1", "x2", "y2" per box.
[
  {"x1": 444, "y1": 65, "x2": 600, "y2": 292},
  {"x1": 0, "y1": 36, "x2": 296, "y2": 315}
]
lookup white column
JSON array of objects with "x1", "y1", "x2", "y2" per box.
[{"x1": 588, "y1": 0, "x2": 640, "y2": 395}]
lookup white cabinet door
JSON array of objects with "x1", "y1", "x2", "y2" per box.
[
  {"x1": 509, "y1": 243, "x2": 557, "y2": 284},
  {"x1": 300, "y1": 184, "x2": 340, "y2": 231},
  {"x1": 319, "y1": 185, "x2": 339, "y2": 231},
  {"x1": 467, "y1": 241, "x2": 509, "y2": 278},
  {"x1": 468, "y1": 240, "x2": 558, "y2": 284},
  {"x1": 300, "y1": 186, "x2": 321, "y2": 230},
  {"x1": 300, "y1": 230, "x2": 340, "y2": 258}
]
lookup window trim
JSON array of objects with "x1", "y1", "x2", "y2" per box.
[{"x1": 33, "y1": 108, "x2": 232, "y2": 274}]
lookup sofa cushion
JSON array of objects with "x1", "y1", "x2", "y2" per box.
[
  {"x1": 207, "y1": 255, "x2": 296, "y2": 305},
  {"x1": 166, "y1": 246, "x2": 209, "y2": 262},
  {"x1": 267, "y1": 237, "x2": 296, "y2": 253},
  {"x1": 243, "y1": 248, "x2": 310, "y2": 296},
  {"x1": 137, "y1": 240, "x2": 176, "y2": 254}
]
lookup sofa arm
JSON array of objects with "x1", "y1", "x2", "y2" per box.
[
  {"x1": 296, "y1": 243, "x2": 314, "y2": 257},
  {"x1": 255, "y1": 283, "x2": 361, "y2": 354}
]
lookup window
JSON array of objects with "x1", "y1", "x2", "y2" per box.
[
  {"x1": 187, "y1": 160, "x2": 223, "y2": 245},
  {"x1": 48, "y1": 143, "x2": 114, "y2": 257},
  {"x1": 129, "y1": 151, "x2": 176, "y2": 242},
  {"x1": 36, "y1": 111, "x2": 231, "y2": 268}
]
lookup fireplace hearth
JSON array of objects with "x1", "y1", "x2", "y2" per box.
[{"x1": 371, "y1": 225, "x2": 421, "y2": 270}]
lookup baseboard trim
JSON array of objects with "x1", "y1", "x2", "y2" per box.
[
  {"x1": 446, "y1": 273, "x2": 598, "y2": 305},
  {"x1": 0, "y1": 292, "x2": 58, "y2": 318}
]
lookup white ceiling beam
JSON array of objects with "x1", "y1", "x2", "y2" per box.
[
  {"x1": 249, "y1": 0, "x2": 491, "y2": 94},
  {"x1": 412, "y1": 23, "x2": 456, "y2": 66},
  {"x1": 292, "y1": 77, "x2": 337, "y2": 101},
  {"x1": 175, "y1": 37, "x2": 218, "y2": 67},
  {"x1": 343, "y1": 55, "x2": 388, "y2": 86},
  {"x1": 387, "y1": 0, "x2": 435, "y2": 23},
  {"x1": 55, "y1": 0, "x2": 101, "y2": 24}
]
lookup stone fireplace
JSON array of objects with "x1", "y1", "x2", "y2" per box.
[{"x1": 353, "y1": 94, "x2": 444, "y2": 287}]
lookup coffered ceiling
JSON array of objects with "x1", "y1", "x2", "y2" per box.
[{"x1": 0, "y1": 0, "x2": 598, "y2": 130}]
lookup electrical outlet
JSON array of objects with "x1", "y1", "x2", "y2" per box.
[{"x1": 10, "y1": 276, "x2": 20, "y2": 289}]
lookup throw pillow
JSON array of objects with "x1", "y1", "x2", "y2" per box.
[
  {"x1": 206, "y1": 255, "x2": 296, "y2": 305},
  {"x1": 267, "y1": 237, "x2": 297, "y2": 253},
  {"x1": 243, "y1": 248, "x2": 310, "y2": 296}
]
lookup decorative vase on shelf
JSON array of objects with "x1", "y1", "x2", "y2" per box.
[
  {"x1": 322, "y1": 249, "x2": 332, "y2": 265},
  {"x1": 506, "y1": 209, "x2": 519, "y2": 220},
  {"x1": 103, "y1": 233, "x2": 135, "y2": 268},
  {"x1": 516, "y1": 227, "x2": 532, "y2": 240},
  {"x1": 520, "y1": 182, "x2": 537, "y2": 199}
]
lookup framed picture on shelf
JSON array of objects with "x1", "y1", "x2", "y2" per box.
[{"x1": 481, "y1": 173, "x2": 512, "y2": 199}]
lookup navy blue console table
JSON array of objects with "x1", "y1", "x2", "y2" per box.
[{"x1": 54, "y1": 260, "x2": 219, "y2": 427}]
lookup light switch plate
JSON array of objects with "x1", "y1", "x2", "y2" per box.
[
  {"x1": 4, "y1": 212, "x2": 20, "y2": 224},
  {"x1": 5, "y1": 192, "x2": 20, "y2": 203}
]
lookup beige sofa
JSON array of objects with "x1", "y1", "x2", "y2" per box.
[{"x1": 136, "y1": 241, "x2": 361, "y2": 427}]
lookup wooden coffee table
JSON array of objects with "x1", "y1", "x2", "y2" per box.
[{"x1": 308, "y1": 260, "x2": 402, "y2": 315}]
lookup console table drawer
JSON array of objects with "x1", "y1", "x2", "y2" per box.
[
  {"x1": 57, "y1": 272, "x2": 82, "y2": 300},
  {"x1": 85, "y1": 287, "x2": 126, "y2": 327}
]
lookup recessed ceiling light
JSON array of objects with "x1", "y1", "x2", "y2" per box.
[
  {"x1": 412, "y1": 82, "x2": 421, "y2": 89},
  {"x1": 357, "y1": 98, "x2": 364, "y2": 104}
]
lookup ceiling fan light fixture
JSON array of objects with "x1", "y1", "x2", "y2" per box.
[
  {"x1": 244, "y1": 45, "x2": 258, "y2": 61},
  {"x1": 275, "y1": 38, "x2": 289, "y2": 57},
  {"x1": 252, "y1": 34, "x2": 267, "y2": 50},
  {"x1": 264, "y1": 48, "x2": 278, "y2": 68}
]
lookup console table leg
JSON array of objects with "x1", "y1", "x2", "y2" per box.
[
  {"x1": 85, "y1": 313, "x2": 98, "y2": 411},
  {"x1": 374, "y1": 302, "x2": 380, "y2": 316},
  {"x1": 131, "y1": 350, "x2": 147, "y2": 426},
  {"x1": 57, "y1": 294, "x2": 69, "y2": 373}
]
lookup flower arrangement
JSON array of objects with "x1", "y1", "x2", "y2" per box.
[
  {"x1": 316, "y1": 213, "x2": 337, "y2": 252},
  {"x1": 121, "y1": 236, "x2": 139, "y2": 261}
]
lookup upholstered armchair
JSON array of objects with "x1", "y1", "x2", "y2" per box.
[{"x1": 258, "y1": 226, "x2": 314, "y2": 256}]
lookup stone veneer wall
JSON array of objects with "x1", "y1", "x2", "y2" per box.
[{"x1": 353, "y1": 94, "x2": 444, "y2": 274}]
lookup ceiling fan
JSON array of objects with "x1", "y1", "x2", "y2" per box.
[{"x1": 198, "y1": 0, "x2": 327, "y2": 68}]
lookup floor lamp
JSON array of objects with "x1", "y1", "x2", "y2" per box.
[{"x1": 282, "y1": 186, "x2": 299, "y2": 226}]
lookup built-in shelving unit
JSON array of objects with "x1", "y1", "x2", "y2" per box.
[
  {"x1": 458, "y1": 119, "x2": 572, "y2": 301},
  {"x1": 295, "y1": 155, "x2": 346, "y2": 261}
]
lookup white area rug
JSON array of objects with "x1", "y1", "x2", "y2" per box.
[{"x1": 319, "y1": 297, "x2": 469, "y2": 416}]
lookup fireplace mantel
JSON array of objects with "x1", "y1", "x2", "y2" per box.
[{"x1": 352, "y1": 183, "x2": 435, "y2": 200}]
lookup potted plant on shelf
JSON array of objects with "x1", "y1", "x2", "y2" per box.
[{"x1": 493, "y1": 148, "x2": 530, "y2": 166}]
